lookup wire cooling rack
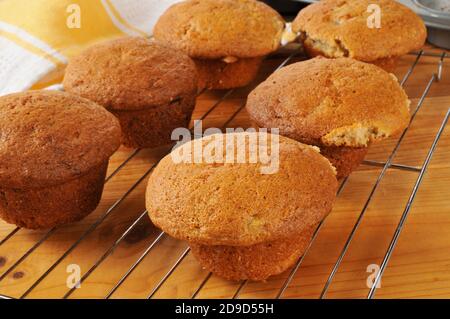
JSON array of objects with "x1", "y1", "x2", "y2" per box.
[{"x1": 0, "y1": 48, "x2": 448, "y2": 299}]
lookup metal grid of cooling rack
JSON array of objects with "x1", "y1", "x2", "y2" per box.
[{"x1": 0, "y1": 49, "x2": 448, "y2": 300}]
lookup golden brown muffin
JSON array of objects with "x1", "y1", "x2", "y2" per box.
[
  {"x1": 292, "y1": 0, "x2": 426, "y2": 71},
  {"x1": 193, "y1": 57, "x2": 264, "y2": 91},
  {"x1": 63, "y1": 37, "x2": 198, "y2": 148},
  {"x1": 246, "y1": 57, "x2": 411, "y2": 179},
  {"x1": 153, "y1": 0, "x2": 285, "y2": 89},
  {"x1": 146, "y1": 132, "x2": 337, "y2": 280},
  {"x1": 0, "y1": 90, "x2": 121, "y2": 229}
]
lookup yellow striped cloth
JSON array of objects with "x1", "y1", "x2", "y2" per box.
[{"x1": 0, "y1": 0, "x2": 179, "y2": 95}]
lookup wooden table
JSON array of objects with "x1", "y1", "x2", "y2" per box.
[{"x1": 0, "y1": 46, "x2": 449, "y2": 299}]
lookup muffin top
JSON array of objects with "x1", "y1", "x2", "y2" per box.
[
  {"x1": 0, "y1": 90, "x2": 121, "y2": 189},
  {"x1": 146, "y1": 132, "x2": 337, "y2": 246},
  {"x1": 153, "y1": 0, "x2": 285, "y2": 59},
  {"x1": 246, "y1": 57, "x2": 410, "y2": 148},
  {"x1": 292, "y1": 0, "x2": 426, "y2": 61},
  {"x1": 63, "y1": 37, "x2": 197, "y2": 111}
]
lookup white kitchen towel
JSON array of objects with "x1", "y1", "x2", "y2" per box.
[{"x1": 0, "y1": 0, "x2": 180, "y2": 95}]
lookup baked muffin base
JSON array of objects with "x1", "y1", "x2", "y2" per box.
[
  {"x1": 320, "y1": 145, "x2": 368, "y2": 180},
  {"x1": 302, "y1": 41, "x2": 399, "y2": 72},
  {"x1": 113, "y1": 96, "x2": 196, "y2": 148},
  {"x1": 0, "y1": 162, "x2": 108, "y2": 229},
  {"x1": 194, "y1": 57, "x2": 264, "y2": 90},
  {"x1": 370, "y1": 57, "x2": 398, "y2": 73},
  {"x1": 190, "y1": 230, "x2": 313, "y2": 281},
  {"x1": 249, "y1": 119, "x2": 367, "y2": 179}
]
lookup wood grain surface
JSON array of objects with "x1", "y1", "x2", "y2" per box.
[{"x1": 0, "y1": 45, "x2": 449, "y2": 299}]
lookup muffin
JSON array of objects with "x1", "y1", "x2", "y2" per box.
[
  {"x1": 63, "y1": 37, "x2": 198, "y2": 148},
  {"x1": 292, "y1": 0, "x2": 427, "y2": 72},
  {"x1": 189, "y1": 229, "x2": 315, "y2": 281},
  {"x1": 153, "y1": 0, "x2": 285, "y2": 90},
  {"x1": 246, "y1": 57, "x2": 411, "y2": 179},
  {"x1": 0, "y1": 90, "x2": 121, "y2": 229},
  {"x1": 146, "y1": 132, "x2": 337, "y2": 281}
]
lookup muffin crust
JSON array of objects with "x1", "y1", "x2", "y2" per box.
[
  {"x1": 153, "y1": 0, "x2": 285, "y2": 89},
  {"x1": 147, "y1": 132, "x2": 337, "y2": 280},
  {"x1": 191, "y1": 228, "x2": 314, "y2": 281},
  {"x1": 63, "y1": 37, "x2": 198, "y2": 148},
  {"x1": 153, "y1": 0, "x2": 285, "y2": 59},
  {"x1": 194, "y1": 57, "x2": 264, "y2": 90},
  {"x1": 0, "y1": 90, "x2": 121, "y2": 229},
  {"x1": 246, "y1": 57, "x2": 410, "y2": 178},
  {"x1": 292, "y1": 0, "x2": 426, "y2": 62},
  {"x1": 147, "y1": 132, "x2": 337, "y2": 246},
  {"x1": 0, "y1": 163, "x2": 108, "y2": 229},
  {"x1": 246, "y1": 57, "x2": 410, "y2": 148},
  {"x1": 0, "y1": 91, "x2": 121, "y2": 188},
  {"x1": 64, "y1": 37, "x2": 197, "y2": 111}
]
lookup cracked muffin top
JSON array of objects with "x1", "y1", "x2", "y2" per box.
[
  {"x1": 292, "y1": 0, "x2": 426, "y2": 61},
  {"x1": 0, "y1": 90, "x2": 121, "y2": 189},
  {"x1": 146, "y1": 132, "x2": 337, "y2": 246},
  {"x1": 63, "y1": 37, "x2": 197, "y2": 111},
  {"x1": 153, "y1": 0, "x2": 285, "y2": 59},
  {"x1": 246, "y1": 57, "x2": 411, "y2": 148}
]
